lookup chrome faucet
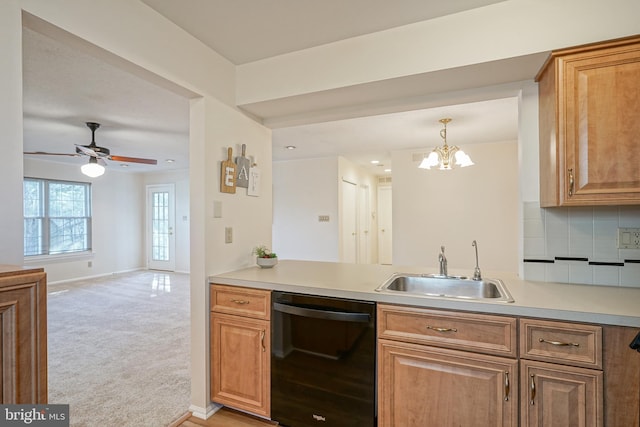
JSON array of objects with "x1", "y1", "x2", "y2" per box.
[
  {"x1": 438, "y1": 246, "x2": 448, "y2": 277},
  {"x1": 472, "y1": 240, "x2": 482, "y2": 280}
]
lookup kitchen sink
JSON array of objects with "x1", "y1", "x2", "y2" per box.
[{"x1": 375, "y1": 273, "x2": 514, "y2": 303}]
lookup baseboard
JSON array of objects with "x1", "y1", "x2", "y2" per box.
[
  {"x1": 189, "y1": 403, "x2": 221, "y2": 420},
  {"x1": 167, "y1": 411, "x2": 192, "y2": 427},
  {"x1": 47, "y1": 268, "x2": 144, "y2": 285}
]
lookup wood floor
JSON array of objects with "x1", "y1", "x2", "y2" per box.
[{"x1": 172, "y1": 408, "x2": 278, "y2": 427}]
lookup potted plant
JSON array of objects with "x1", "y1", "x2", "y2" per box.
[{"x1": 253, "y1": 245, "x2": 278, "y2": 268}]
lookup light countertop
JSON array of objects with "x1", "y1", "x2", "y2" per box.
[{"x1": 210, "y1": 260, "x2": 640, "y2": 327}]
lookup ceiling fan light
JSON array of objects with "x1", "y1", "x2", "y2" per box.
[{"x1": 81, "y1": 158, "x2": 105, "y2": 177}]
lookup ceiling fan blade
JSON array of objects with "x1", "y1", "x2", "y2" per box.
[
  {"x1": 75, "y1": 144, "x2": 99, "y2": 157},
  {"x1": 24, "y1": 151, "x2": 80, "y2": 157},
  {"x1": 109, "y1": 155, "x2": 157, "y2": 165}
]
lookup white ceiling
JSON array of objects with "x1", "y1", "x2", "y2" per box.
[
  {"x1": 140, "y1": 0, "x2": 507, "y2": 65},
  {"x1": 23, "y1": 0, "x2": 524, "y2": 176}
]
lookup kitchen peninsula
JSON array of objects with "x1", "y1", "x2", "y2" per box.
[
  {"x1": 210, "y1": 260, "x2": 640, "y2": 427},
  {"x1": 211, "y1": 260, "x2": 640, "y2": 327}
]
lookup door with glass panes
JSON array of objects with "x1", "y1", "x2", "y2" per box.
[{"x1": 147, "y1": 184, "x2": 175, "y2": 271}]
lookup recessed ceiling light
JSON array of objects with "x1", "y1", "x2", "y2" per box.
[
  {"x1": 285, "y1": 145, "x2": 296, "y2": 150},
  {"x1": 384, "y1": 168, "x2": 392, "y2": 173},
  {"x1": 370, "y1": 160, "x2": 380, "y2": 164},
  {"x1": 165, "y1": 159, "x2": 175, "y2": 163}
]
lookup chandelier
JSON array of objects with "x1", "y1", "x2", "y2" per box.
[{"x1": 418, "y1": 118, "x2": 474, "y2": 170}]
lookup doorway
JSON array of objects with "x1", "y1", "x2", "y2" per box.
[
  {"x1": 377, "y1": 184, "x2": 392, "y2": 265},
  {"x1": 341, "y1": 180, "x2": 358, "y2": 263},
  {"x1": 147, "y1": 184, "x2": 176, "y2": 271}
]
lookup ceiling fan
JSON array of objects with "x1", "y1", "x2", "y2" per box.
[{"x1": 24, "y1": 121, "x2": 158, "y2": 167}]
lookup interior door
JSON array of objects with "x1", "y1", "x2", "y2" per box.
[
  {"x1": 147, "y1": 184, "x2": 176, "y2": 271},
  {"x1": 378, "y1": 185, "x2": 392, "y2": 264},
  {"x1": 358, "y1": 184, "x2": 371, "y2": 264},
  {"x1": 341, "y1": 180, "x2": 358, "y2": 263}
]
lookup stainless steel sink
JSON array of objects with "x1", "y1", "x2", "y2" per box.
[{"x1": 375, "y1": 273, "x2": 514, "y2": 303}]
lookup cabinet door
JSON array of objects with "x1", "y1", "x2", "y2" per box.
[
  {"x1": 0, "y1": 271, "x2": 47, "y2": 403},
  {"x1": 378, "y1": 339, "x2": 517, "y2": 427},
  {"x1": 521, "y1": 360, "x2": 603, "y2": 427},
  {"x1": 210, "y1": 313, "x2": 270, "y2": 417},
  {"x1": 563, "y1": 40, "x2": 640, "y2": 205},
  {"x1": 541, "y1": 37, "x2": 640, "y2": 206}
]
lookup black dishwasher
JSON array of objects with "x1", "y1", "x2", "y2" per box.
[{"x1": 271, "y1": 291, "x2": 376, "y2": 427}]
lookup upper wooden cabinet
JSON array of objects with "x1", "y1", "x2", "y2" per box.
[{"x1": 537, "y1": 35, "x2": 640, "y2": 206}]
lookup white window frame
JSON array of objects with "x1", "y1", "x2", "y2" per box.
[{"x1": 23, "y1": 177, "x2": 93, "y2": 258}]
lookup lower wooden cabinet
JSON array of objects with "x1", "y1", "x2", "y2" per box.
[
  {"x1": 0, "y1": 266, "x2": 47, "y2": 403},
  {"x1": 210, "y1": 313, "x2": 270, "y2": 417},
  {"x1": 520, "y1": 360, "x2": 602, "y2": 427},
  {"x1": 378, "y1": 339, "x2": 517, "y2": 427},
  {"x1": 209, "y1": 284, "x2": 271, "y2": 418}
]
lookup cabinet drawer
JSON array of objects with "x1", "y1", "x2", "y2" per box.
[
  {"x1": 520, "y1": 318, "x2": 602, "y2": 369},
  {"x1": 210, "y1": 284, "x2": 271, "y2": 320},
  {"x1": 377, "y1": 304, "x2": 517, "y2": 357}
]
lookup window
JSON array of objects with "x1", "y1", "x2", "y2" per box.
[{"x1": 24, "y1": 178, "x2": 92, "y2": 256}]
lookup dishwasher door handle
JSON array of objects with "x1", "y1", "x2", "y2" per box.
[{"x1": 273, "y1": 302, "x2": 370, "y2": 323}]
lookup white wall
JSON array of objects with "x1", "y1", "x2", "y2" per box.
[
  {"x1": 143, "y1": 169, "x2": 190, "y2": 274},
  {"x1": 23, "y1": 158, "x2": 145, "y2": 282},
  {"x1": 273, "y1": 157, "x2": 339, "y2": 261},
  {"x1": 392, "y1": 141, "x2": 519, "y2": 274},
  {"x1": 22, "y1": 162, "x2": 192, "y2": 283},
  {"x1": 272, "y1": 156, "x2": 379, "y2": 263}
]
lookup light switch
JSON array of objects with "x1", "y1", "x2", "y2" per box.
[
  {"x1": 213, "y1": 201, "x2": 222, "y2": 218},
  {"x1": 225, "y1": 227, "x2": 233, "y2": 244}
]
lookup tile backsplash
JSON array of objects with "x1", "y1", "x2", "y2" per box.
[{"x1": 523, "y1": 202, "x2": 640, "y2": 288}]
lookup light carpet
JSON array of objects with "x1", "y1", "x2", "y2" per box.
[{"x1": 47, "y1": 270, "x2": 191, "y2": 427}]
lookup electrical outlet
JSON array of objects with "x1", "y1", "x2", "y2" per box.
[
  {"x1": 318, "y1": 215, "x2": 330, "y2": 222},
  {"x1": 618, "y1": 227, "x2": 640, "y2": 249},
  {"x1": 225, "y1": 227, "x2": 233, "y2": 244}
]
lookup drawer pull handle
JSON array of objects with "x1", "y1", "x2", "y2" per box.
[
  {"x1": 231, "y1": 299, "x2": 250, "y2": 305},
  {"x1": 530, "y1": 374, "x2": 536, "y2": 405},
  {"x1": 426, "y1": 326, "x2": 458, "y2": 333},
  {"x1": 260, "y1": 330, "x2": 266, "y2": 352},
  {"x1": 504, "y1": 371, "x2": 510, "y2": 401},
  {"x1": 539, "y1": 338, "x2": 579, "y2": 347}
]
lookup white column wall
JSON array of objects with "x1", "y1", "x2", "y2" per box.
[
  {"x1": 1, "y1": 0, "x2": 272, "y2": 417},
  {"x1": 0, "y1": 1, "x2": 25, "y2": 265}
]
